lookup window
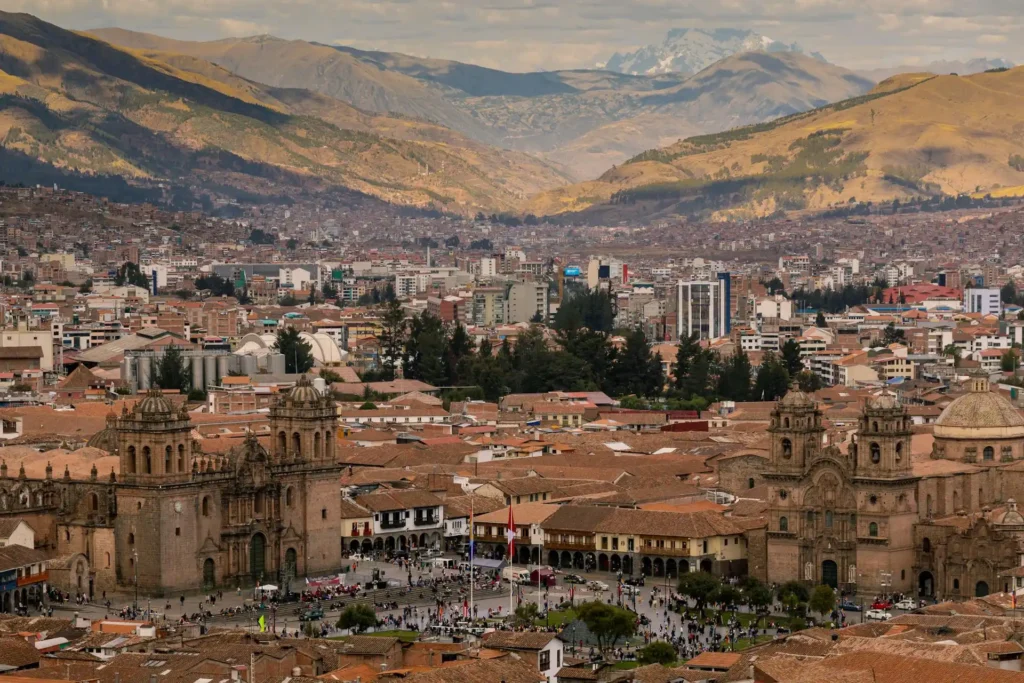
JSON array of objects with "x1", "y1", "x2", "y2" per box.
[
  {"x1": 128, "y1": 533, "x2": 135, "y2": 545},
  {"x1": 127, "y1": 446, "x2": 137, "y2": 474},
  {"x1": 143, "y1": 446, "x2": 152, "y2": 474},
  {"x1": 779, "y1": 489, "x2": 788, "y2": 500},
  {"x1": 869, "y1": 495, "x2": 878, "y2": 505},
  {"x1": 869, "y1": 522, "x2": 878, "y2": 537},
  {"x1": 90, "y1": 493, "x2": 99, "y2": 512},
  {"x1": 175, "y1": 527, "x2": 181, "y2": 537},
  {"x1": 984, "y1": 446, "x2": 994, "y2": 461},
  {"x1": 105, "y1": 552, "x2": 110, "y2": 568},
  {"x1": 178, "y1": 444, "x2": 186, "y2": 472},
  {"x1": 539, "y1": 651, "x2": 551, "y2": 671},
  {"x1": 806, "y1": 511, "x2": 814, "y2": 525},
  {"x1": 286, "y1": 487, "x2": 294, "y2": 507},
  {"x1": 895, "y1": 442, "x2": 903, "y2": 462},
  {"x1": 781, "y1": 438, "x2": 792, "y2": 459},
  {"x1": 954, "y1": 578, "x2": 960, "y2": 590},
  {"x1": 870, "y1": 442, "x2": 881, "y2": 464},
  {"x1": 322, "y1": 508, "x2": 328, "y2": 520},
  {"x1": 165, "y1": 445, "x2": 172, "y2": 473},
  {"x1": 779, "y1": 517, "x2": 789, "y2": 532},
  {"x1": 784, "y1": 417, "x2": 790, "y2": 428},
  {"x1": 254, "y1": 492, "x2": 264, "y2": 515},
  {"x1": 202, "y1": 496, "x2": 210, "y2": 517},
  {"x1": 612, "y1": 537, "x2": 619, "y2": 550},
  {"x1": 825, "y1": 511, "x2": 833, "y2": 528},
  {"x1": 748, "y1": 478, "x2": 755, "y2": 489}
]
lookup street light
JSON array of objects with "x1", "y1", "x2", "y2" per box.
[{"x1": 132, "y1": 549, "x2": 139, "y2": 612}]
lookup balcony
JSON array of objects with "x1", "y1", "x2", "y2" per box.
[
  {"x1": 380, "y1": 518, "x2": 406, "y2": 530},
  {"x1": 414, "y1": 516, "x2": 439, "y2": 527},
  {"x1": 638, "y1": 545, "x2": 692, "y2": 558},
  {"x1": 544, "y1": 539, "x2": 595, "y2": 551}
]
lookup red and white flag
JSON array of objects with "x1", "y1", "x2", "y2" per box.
[{"x1": 506, "y1": 505, "x2": 516, "y2": 559}]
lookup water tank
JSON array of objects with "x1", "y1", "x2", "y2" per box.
[
  {"x1": 137, "y1": 356, "x2": 151, "y2": 390},
  {"x1": 204, "y1": 355, "x2": 218, "y2": 389},
  {"x1": 216, "y1": 355, "x2": 230, "y2": 384},
  {"x1": 191, "y1": 355, "x2": 204, "y2": 391},
  {"x1": 312, "y1": 377, "x2": 327, "y2": 395},
  {"x1": 269, "y1": 353, "x2": 286, "y2": 376},
  {"x1": 241, "y1": 354, "x2": 257, "y2": 376}
]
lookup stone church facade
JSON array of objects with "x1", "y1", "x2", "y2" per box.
[{"x1": 763, "y1": 375, "x2": 1024, "y2": 599}]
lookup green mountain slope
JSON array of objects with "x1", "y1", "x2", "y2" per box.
[{"x1": 0, "y1": 12, "x2": 570, "y2": 213}]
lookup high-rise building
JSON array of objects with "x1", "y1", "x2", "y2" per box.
[
  {"x1": 677, "y1": 274, "x2": 731, "y2": 340},
  {"x1": 506, "y1": 282, "x2": 548, "y2": 324},
  {"x1": 963, "y1": 287, "x2": 1001, "y2": 316}
]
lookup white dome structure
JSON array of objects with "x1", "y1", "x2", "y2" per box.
[{"x1": 234, "y1": 332, "x2": 346, "y2": 367}]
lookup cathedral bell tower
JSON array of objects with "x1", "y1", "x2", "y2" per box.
[
  {"x1": 768, "y1": 382, "x2": 825, "y2": 473},
  {"x1": 853, "y1": 394, "x2": 913, "y2": 479},
  {"x1": 270, "y1": 375, "x2": 338, "y2": 463},
  {"x1": 115, "y1": 388, "x2": 196, "y2": 483}
]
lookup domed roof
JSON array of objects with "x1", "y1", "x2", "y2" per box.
[
  {"x1": 288, "y1": 375, "x2": 321, "y2": 403},
  {"x1": 778, "y1": 383, "x2": 815, "y2": 410},
  {"x1": 865, "y1": 393, "x2": 901, "y2": 411},
  {"x1": 86, "y1": 427, "x2": 118, "y2": 453},
  {"x1": 935, "y1": 377, "x2": 1024, "y2": 436},
  {"x1": 135, "y1": 389, "x2": 175, "y2": 416},
  {"x1": 995, "y1": 499, "x2": 1024, "y2": 526}
]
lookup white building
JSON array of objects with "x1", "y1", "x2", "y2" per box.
[
  {"x1": 677, "y1": 278, "x2": 730, "y2": 341},
  {"x1": 755, "y1": 296, "x2": 793, "y2": 321},
  {"x1": 278, "y1": 267, "x2": 312, "y2": 291},
  {"x1": 963, "y1": 287, "x2": 1002, "y2": 316},
  {"x1": 506, "y1": 282, "x2": 548, "y2": 324}
]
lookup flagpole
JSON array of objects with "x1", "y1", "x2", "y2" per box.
[
  {"x1": 508, "y1": 504, "x2": 515, "y2": 619},
  {"x1": 469, "y1": 497, "x2": 475, "y2": 623}
]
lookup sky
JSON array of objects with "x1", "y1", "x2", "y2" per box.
[{"x1": 5, "y1": 0, "x2": 1024, "y2": 72}]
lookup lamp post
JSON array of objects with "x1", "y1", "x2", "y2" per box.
[{"x1": 132, "y1": 549, "x2": 139, "y2": 613}]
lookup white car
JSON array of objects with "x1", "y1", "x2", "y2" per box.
[
  {"x1": 865, "y1": 609, "x2": 892, "y2": 621},
  {"x1": 588, "y1": 580, "x2": 609, "y2": 591},
  {"x1": 894, "y1": 599, "x2": 916, "y2": 611}
]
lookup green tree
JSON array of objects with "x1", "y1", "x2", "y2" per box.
[
  {"x1": 882, "y1": 322, "x2": 906, "y2": 345},
  {"x1": 575, "y1": 601, "x2": 636, "y2": 653},
  {"x1": 337, "y1": 604, "x2": 378, "y2": 632},
  {"x1": 286, "y1": 238, "x2": 298, "y2": 250},
  {"x1": 778, "y1": 581, "x2": 809, "y2": 618},
  {"x1": 1002, "y1": 280, "x2": 1018, "y2": 304},
  {"x1": 308, "y1": 281, "x2": 317, "y2": 305},
  {"x1": 321, "y1": 282, "x2": 338, "y2": 301},
  {"x1": 115, "y1": 262, "x2": 150, "y2": 288},
  {"x1": 608, "y1": 327, "x2": 664, "y2": 398},
  {"x1": 942, "y1": 344, "x2": 962, "y2": 368},
  {"x1": 717, "y1": 349, "x2": 752, "y2": 401},
  {"x1": 279, "y1": 293, "x2": 299, "y2": 306},
  {"x1": 796, "y1": 370, "x2": 823, "y2": 393},
  {"x1": 677, "y1": 571, "x2": 721, "y2": 617},
  {"x1": 743, "y1": 581, "x2": 774, "y2": 626},
  {"x1": 781, "y1": 338, "x2": 804, "y2": 375},
  {"x1": 637, "y1": 641, "x2": 676, "y2": 665},
  {"x1": 79, "y1": 279, "x2": 93, "y2": 294},
  {"x1": 710, "y1": 584, "x2": 742, "y2": 609},
  {"x1": 754, "y1": 352, "x2": 790, "y2": 401},
  {"x1": 1002, "y1": 348, "x2": 1020, "y2": 373},
  {"x1": 248, "y1": 228, "x2": 276, "y2": 245},
  {"x1": 275, "y1": 327, "x2": 314, "y2": 374},
  {"x1": 672, "y1": 333, "x2": 701, "y2": 392},
  {"x1": 378, "y1": 299, "x2": 406, "y2": 381},
  {"x1": 404, "y1": 313, "x2": 447, "y2": 386},
  {"x1": 815, "y1": 310, "x2": 827, "y2": 327},
  {"x1": 809, "y1": 585, "x2": 837, "y2": 618},
  {"x1": 153, "y1": 344, "x2": 190, "y2": 393},
  {"x1": 513, "y1": 602, "x2": 539, "y2": 627}
]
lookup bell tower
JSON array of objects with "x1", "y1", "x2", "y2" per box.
[
  {"x1": 270, "y1": 375, "x2": 337, "y2": 463},
  {"x1": 853, "y1": 394, "x2": 913, "y2": 478},
  {"x1": 114, "y1": 388, "x2": 196, "y2": 483},
  {"x1": 768, "y1": 383, "x2": 825, "y2": 474}
]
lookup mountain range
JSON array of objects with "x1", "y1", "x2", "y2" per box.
[
  {"x1": 603, "y1": 28, "x2": 825, "y2": 76},
  {"x1": 857, "y1": 58, "x2": 1015, "y2": 82},
  {"x1": 526, "y1": 69, "x2": 1024, "y2": 221},
  {"x1": 90, "y1": 29, "x2": 872, "y2": 180}
]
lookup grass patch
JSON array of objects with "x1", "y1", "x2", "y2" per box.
[
  {"x1": 368, "y1": 630, "x2": 420, "y2": 642},
  {"x1": 536, "y1": 608, "x2": 578, "y2": 628},
  {"x1": 730, "y1": 634, "x2": 775, "y2": 651},
  {"x1": 610, "y1": 662, "x2": 640, "y2": 670}
]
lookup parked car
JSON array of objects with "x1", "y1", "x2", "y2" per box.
[
  {"x1": 839, "y1": 600, "x2": 862, "y2": 612},
  {"x1": 894, "y1": 599, "x2": 917, "y2": 611},
  {"x1": 624, "y1": 576, "x2": 645, "y2": 587},
  {"x1": 871, "y1": 599, "x2": 893, "y2": 610},
  {"x1": 588, "y1": 580, "x2": 609, "y2": 591},
  {"x1": 563, "y1": 574, "x2": 586, "y2": 584},
  {"x1": 621, "y1": 584, "x2": 639, "y2": 595},
  {"x1": 865, "y1": 609, "x2": 891, "y2": 621},
  {"x1": 299, "y1": 606, "x2": 324, "y2": 621}
]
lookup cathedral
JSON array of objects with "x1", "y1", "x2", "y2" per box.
[
  {"x1": 763, "y1": 375, "x2": 1024, "y2": 599},
  {"x1": 112, "y1": 377, "x2": 344, "y2": 595}
]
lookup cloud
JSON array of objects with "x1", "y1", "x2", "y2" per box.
[{"x1": 8, "y1": 0, "x2": 1024, "y2": 71}]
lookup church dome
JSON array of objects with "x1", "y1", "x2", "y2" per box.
[
  {"x1": 778, "y1": 383, "x2": 815, "y2": 410},
  {"x1": 934, "y1": 375, "x2": 1024, "y2": 438},
  {"x1": 866, "y1": 393, "x2": 900, "y2": 411},
  {"x1": 135, "y1": 389, "x2": 175, "y2": 417},
  {"x1": 287, "y1": 376, "x2": 321, "y2": 403},
  {"x1": 86, "y1": 427, "x2": 118, "y2": 453}
]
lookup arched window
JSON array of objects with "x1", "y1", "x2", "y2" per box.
[
  {"x1": 292, "y1": 432, "x2": 301, "y2": 456},
  {"x1": 128, "y1": 532, "x2": 135, "y2": 545},
  {"x1": 278, "y1": 431, "x2": 287, "y2": 455},
  {"x1": 779, "y1": 517, "x2": 789, "y2": 532},
  {"x1": 870, "y1": 442, "x2": 881, "y2": 464},
  {"x1": 202, "y1": 496, "x2": 210, "y2": 517},
  {"x1": 923, "y1": 537, "x2": 931, "y2": 552},
  {"x1": 825, "y1": 510, "x2": 833, "y2": 528},
  {"x1": 325, "y1": 431, "x2": 333, "y2": 458},
  {"x1": 165, "y1": 445, "x2": 173, "y2": 473},
  {"x1": 984, "y1": 446, "x2": 994, "y2": 461},
  {"x1": 926, "y1": 494, "x2": 933, "y2": 516},
  {"x1": 784, "y1": 417, "x2": 790, "y2": 428},
  {"x1": 954, "y1": 490, "x2": 960, "y2": 511},
  {"x1": 254, "y1": 491, "x2": 265, "y2": 515},
  {"x1": 781, "y1": 438, "x2": 793, "y2": 459},
  {"x1": 953, "y1": 578, "x2": 960, "y2": 590},
  {"x1": 143, "y1": 447, "x2": 152, "y2": 475},
  {"x1": 105, "y1": 552, "x2": 110, "y2": 568},
  {"x1": 314, "y1": 431, "x2": 322, "y2": 459},
  {"x1": 285, "y1": 487, "x2": 294, "y2": 507},
  {"x1": 806, "y1": 510, "x2": 814, "y2": 525},
  {"x1": 178, "y1": 444, "x2": 186, "y2": 472},
  {"x1": 748, "y1": 478, "x2": 755, "y2": 489},
  {"x1": 895, "y1": 442, "x2": 903, "y2": 462},
  {"x1": 869, "y1": 522, "x2": 878, "y2": 537},
  {"x1": 89, "y1": 493, "x2": 99, "y2": 512},
  {"x1": 127, "y1": 446, "x2": 137, "y2": 474},
  {"x1": 872, "y1": 421, "x2": 878, "y2": 432}
]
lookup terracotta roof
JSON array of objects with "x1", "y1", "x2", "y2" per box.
[
  {"x1": 330, "y1": 635, "x2": 401, "y2": 655},
  {"x1": 355, "y1": 490, "x2": 443, "y2": 512},
  {"x1": 481, "y1": 631, "x2": 559, "y2": 651},
  {"x1": 684, "y1": 652, "x2": 742, "y2": 670},
  {"x1": 473, "y1": 503, "x2": 560, "y2": 525}
]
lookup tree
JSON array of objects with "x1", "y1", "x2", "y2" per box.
[
  {"x1": 444, "y1": 323, "x2": 476, "y2": 386},
  {"x1": 1002, "y1": 280, "x2": 1018, "y2": 304},
  {"x1": 275, "y1": 327, "x2": 314, "y2": 374},
  {"x1": 445, "y1": 235, "x2": 460, "y2": 248},
  {"x1": 743, "y1": 581, "x2": 774, "y2": 626},
  {"x1": 637, "y1": 641, "x2": 676, "y2": 665},
  {"x1": 79, "y1": 279, "x2": 93, "y2": 294},
  {"x1": 796, "y1": 370, "x2": 823, "y2": 393},
  {"x1": 672, "y1": 333, "x2": 702, "y2": 393},
  {"x1": 778, "y1": 581, "x2": 809, "y2": 618},
  {"x1": 809, "y1": 585, "x2": 837, "y2": 618},
  {"x1": 378, "y1": 299, "x2": 406, "y2": 381},
  {"x1": 754, "y1": 352, "x2": 790, "y2": 401},
  {"x1": 337, "y1": 604, "x2": 377, "y2": 632},
  {"x1": 513, "y1": 602, "x2": 539, "y2": 627},
  {"x1": 321, "y1": 282, "x2": 338, "y2": 301},
  {"x1": 286, "y1": 238, "x2": 298, "y2": 250},
  {"x1": 717, "y1": 349, "x2": 752, "y2": 401},
  {"x1": 115, "y1": 262, "x2": 150, "y2": 288},
  {"x1": 764, "y1": 277, "x2": 786, "y2": 295},
  {"x1": 154, "y1": 344, "x2": 190, "y2": 393},
  {"x1": 575, "y1": 601, "x2": 636, "y2": 653},
  {"x1": 710, "y1": 584, "x2": 742, "y2": 610},
  {"x1": 279, "y1": 293, "x2": 299, "y2": 307},
  {"x1": 781, "y1": 338, "x2": 804, "y2": 375},
  {"x1": 404, "y1": 313, "x2": 447, "y2": 386},
  {"x1": 815, "y1": 310, "x2": 827, "y2": 327},
  {"x1": 882, "y1": 322, "x2": 906, "y2": 345},
  {"x1": 195, "y1": 273, "x2": 234, "y2": 297},
  {"x1": 608, "y1": 327, "x2": 664, "y2": 398},
  {"x1": 677, "y1": 571, "x2": 721, "y2": 617},
  {"x1": 248, "y1": 228, "x2": 276, "y2": 245},
  {"x1": 1002, "y1": 348, "x2": 1020, "y2": 373},
  {"x1": 308, "y1": 281, "x2": 318, "y2": 305}
]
